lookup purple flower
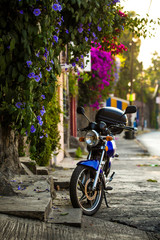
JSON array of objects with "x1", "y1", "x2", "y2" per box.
[
  {"x1": 51, "y1": 60, "x2": 54, "y2": 64},
  {"x1": 15, "y1": 102, "x2": 22, "y2": 108},
  {"x1": 56, "y1": 28, "x2": 59, "y2": 34},
  {"x1": 92, "y1": 32, "x2": 96, "y2": 38},
  {"x1": 34, "y1": 75, "x2": 40, "y2": 82},
  {"x1": 30, "y1": 125, "x2": 36, "y2": 133},
  {"x1": 41, "y1": 95, "x2": 45, "y2": 99},
  {"x1": 112, "y1": 0, "x2": 120, "y2": 4},
  {"x1": 37, "y1": 115, "x2": 42, "y2": 121},
  {"x1": 76, "y1": 57, "x2": 79, "y2": 62},
  {"x1": 85, "y1": 37, "x2": 88, "y2": 42},
  {"x1": 39, "y1": 72, "x2": 42, "y2": 78},
  {"x1": 52, "y1": 4, "x2": 59, "y2": 11},
  {"x1": 26, "y1": 61, "x2": 32, "y2": 67},
  {"x1": 46, "y1": 134, "x2": 48, "y2": 138},
  {"x1": 53, "y1": 35, "x2": 58, "y2": 43},
  {"x1": 40, "y1": 135, "x2": 44, "y2": 139},
  {"x1": 40, "y1": 107, "x2": 46, "y2": 116},
  {"x1": 19, "y1": 10, "x2": 23, "y2": 14},
  {"x1": 81, "y1": 55, "x2": 83, "y2": 59},
  {"x1": 36, "y1": 52, "x2": 40, "y2": 57},
  {"x1": 39, "y1": 120, "x2": 43, "y2": 126},
  {"x1": 72, "y1": 62, "x2": 76, "y2": 67},
  {"x1": 28, "y1": 72, "x2": 35, "y2": 78},
  {"x1": 97, "y1": 26, "x2": 102, "y2": 31},
  {"x1": 78, "y1": 28, "x2": 83, "y2": 33},
  {"x1": 58, "y1": 5, "x2": 62, "y2": 11},
  {"x1": 33, "y1": 9, "x2": 41, "y2": 16},
  {"x1": 66, "y1": 29, "x2": 69, "y2": 34},
  {"x1": 46, "y1": 66, "x2": 52, "y2": 72}
]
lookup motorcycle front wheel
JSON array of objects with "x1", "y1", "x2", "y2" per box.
[{"x1": 69, "y1": 165, "x2": 104, "y2": 216}]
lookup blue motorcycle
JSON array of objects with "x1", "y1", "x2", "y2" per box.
[{"x1": 70, "y1": 105, "x2": 136, "y2": 215}]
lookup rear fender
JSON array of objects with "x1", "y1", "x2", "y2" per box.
[{"x1": 77, "y1": 160, "x2": 99, "y2": 171}]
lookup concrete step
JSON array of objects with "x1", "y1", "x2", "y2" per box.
[
  {"x1": 47, "y1": 188, "x2": 82, "y2": 227},
  {"x1": 21, "y1": 163, "x2": 34, "y2": 176},
  {"x1": 0, "y1": 175, "x2": 55, "y2": 221},
  {"x1": 47, "y1": 206, "x2": 82, "y2": 227},
  {"x1": 37, "y1": 166, "x2": 49, "y2": 175},
  {"x1": 0, "y1": 196, "x2": 52, "y2": 221},
  {"x1": 19, "y1": 156, "x2": 49, "y2": 175},
  {"x1": 19, "y1": 157, "x2": 37, "y2": 174}
]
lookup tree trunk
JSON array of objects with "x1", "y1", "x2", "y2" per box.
[{"x1": 0, "y1": 124, "x2": 21, "y2": 195}]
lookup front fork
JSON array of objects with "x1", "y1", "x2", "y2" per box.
[
  {"x1": 92, "y1": 149, "x2": 105, "y2": 191},
  {"x1": 91, "y1": 151, "x2": 115, "y2": 191}
]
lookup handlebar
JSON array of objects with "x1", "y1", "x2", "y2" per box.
[
  {"x1": 77, "y1": 127, "x2": 89, "y2": 132},
  {"x1": 108, "y1": 124, "x2": 137, "y2": 132},
  {"x1": 78, "y1": 124, "x2": 137, "y2": 133}
]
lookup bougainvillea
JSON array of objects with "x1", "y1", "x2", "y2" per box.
[
  {"x1": 78, "y1": 39, "x2": 127, "y2": 109},
  {"x1": 91, "y1": 47, "x2": 114, "y2": 88}
]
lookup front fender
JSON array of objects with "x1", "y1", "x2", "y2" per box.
[{"x1": 77, "y1": 160, "x2": 99, "y2": 171}]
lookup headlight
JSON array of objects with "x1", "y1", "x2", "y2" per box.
[{"x1": 85, "y1": 130, "x2": 99, "y2": 147}]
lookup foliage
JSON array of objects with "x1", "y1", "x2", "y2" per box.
[
  {"x1": 69, "y1": 72, "x2": 78, "y2": 97},
  {"x1": 114, "y1": 28, "x2": 142, "y2": 100},
  {"x1": 75, "y1": 147, "x2": 83, "y2": 158},
  {"x1": 144, "y1": 52, "x2": 160, "y2": 128},
  {"x1": 30, "y1": 93, "x2": 61, "y2": 166}
]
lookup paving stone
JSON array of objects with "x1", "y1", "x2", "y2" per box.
[
  {"x1": 37, "y1": 166, "x2": 49, "y2": 175},
  {"x1": 0, "y1": 196, "x2": 52, "y2": 221},
  {"x1": 47, "y1": 207, "x2": 82, "y2": 227},
  {"x1": 0, "y1": 175, "x2": 55, "y2": 221},
  {"x1": 19, "y1": 157, "x2": 37, "y2": 174}
]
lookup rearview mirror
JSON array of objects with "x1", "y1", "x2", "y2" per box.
[
  {"x1": 77, "y1": 106, "x2": 85, "y2": 115},
  {"x1": 125, "y1": 105, "x2": 137, "y2": 114}
]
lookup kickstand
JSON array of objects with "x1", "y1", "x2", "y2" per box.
[{"x1": 104, "y1": 191, "x2": 110, "y2": 208}]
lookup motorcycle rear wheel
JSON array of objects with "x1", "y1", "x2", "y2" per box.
[{"x1": 70, "y1": 165, "x2": 104, "y2": 216}]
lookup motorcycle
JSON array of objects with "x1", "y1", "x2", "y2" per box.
[{"x1": 69, "y1": 105, "x2": 137, "y2": 216}]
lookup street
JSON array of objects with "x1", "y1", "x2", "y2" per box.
[
  {"x1": 137, "y1": 130, "x2": 160, "y2": 156},
  {"x1": 94, "y1": 132, "x2": 160, "y2": 238},
  {"x1": 0, "y1": 132, "x2": 160, "y2": 240}
]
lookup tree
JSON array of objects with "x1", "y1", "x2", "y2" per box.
[
  {"x1": 145, "y1": 52, "x2": 160, "y2": 128},
  {"x1": 114, "y1": 27, "x2": 142, "y2": 99}
]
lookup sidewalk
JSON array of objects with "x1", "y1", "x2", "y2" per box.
[{"x1": 0, "y1": 133, "x2": 160, "y2": 239}]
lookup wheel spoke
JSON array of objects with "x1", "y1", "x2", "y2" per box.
[
  {"x1": 80, "y1": 193, "x2": 87, "y2": 201},
  {"x1": 78, "y1": 180, "x2": 85, "y2": 193}
]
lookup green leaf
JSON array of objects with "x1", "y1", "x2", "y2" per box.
[
  {"x1": 0, "y1": 55, "x2": 6, "y2": 73},
  {"x1": 20, "y1": 128, "x2": 26, "y2": 135},
  {"x1": 22, "y1": 29, "x2": 27, "y2": 39},
  {"x1": 77, "y1": 0, "x2": 81, "y2": 7},
  {"x1": 12, "y1": 67, "x2": 18, "y2": 79},
  {"x1": 18, "y1": 75, "x2": 25, "y2": 82},
  {"x1": 10, "y1": 38, "x2": 16, "y2": 51}
]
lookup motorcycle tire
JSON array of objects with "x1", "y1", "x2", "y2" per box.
[{"x1": 69, "y1": 165, "x2": 104, "y2": 216}]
